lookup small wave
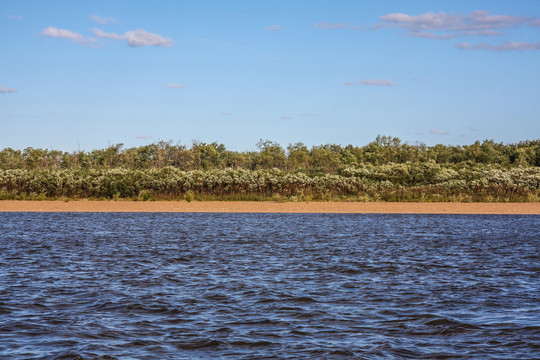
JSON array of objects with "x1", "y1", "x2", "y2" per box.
[
  {"x1": 52, "y1": 354, "x2": 118, "y2": 360},
  {"x1": 119, "y1": 339, "x2": 161, "y2": 347},
  {"x1": 423, "y1": 316, "x2": 481, "y2": 335},
  {"x1": 276, "y1": 306, "x2": 303, "y2": 311},
  {"x1": 172, "y1": 338, "x2": 221, "y2": 350},
  {"x1": 229, "y1": 340, "x2": 276, "y2": 347},
  {"x1": 204, "y1": 293, "x2": 230, "y2": 301},
  {"x1": 290, "y1": 296, "x2": 317, "y2": 303},
  {"x1": 209, "y1": 327, "x2": 233, "y2": 333}
]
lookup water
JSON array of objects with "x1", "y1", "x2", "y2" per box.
[{"x1": 0, "y1": 213, "x2": 539, "y2": 359}]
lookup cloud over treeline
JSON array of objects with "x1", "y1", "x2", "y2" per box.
[{"x1": 429, "y1": 128, "x2": 449, "y2": 135}]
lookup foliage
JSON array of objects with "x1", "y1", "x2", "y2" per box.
[
  {"x1": 1, "y1": 137, "x2": 538, "y2": 202},
  {"x1": 1, "y1": 137, "x2": 539, "y2": 173},
  {"x1": 0, "y1": 165, "x2": 538, "y2": 202}
]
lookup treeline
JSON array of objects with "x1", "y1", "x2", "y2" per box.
[
  {"x1": 1, "y1": 136, "x2": 539, "y2": 172},
  {"x1": 0, "y1": 136, "x2": 538, "y2": 202}
]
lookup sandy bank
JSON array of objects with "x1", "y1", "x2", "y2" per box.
[{"x1": 0, "y1": 200, "x2": 539, "y2": 214}]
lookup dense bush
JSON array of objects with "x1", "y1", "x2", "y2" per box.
[
  {"x1": 0, "y1": 165, "x2": 538, "y2": 202},
  {"x1": 1, "y1": 136, "x2": 538, "y2": 201}
]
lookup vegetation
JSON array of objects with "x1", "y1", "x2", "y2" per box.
[{"x1": 1, "y1": 136, "x2": 539, "y2": 202}]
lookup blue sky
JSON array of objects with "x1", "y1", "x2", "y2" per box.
[{"x1": 1, "y1": 0, "x2": 539, "y2": 151}]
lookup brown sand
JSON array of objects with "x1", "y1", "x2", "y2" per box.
[{"x1": 0, "y1": 200, "x2": 539, "y2": 214}]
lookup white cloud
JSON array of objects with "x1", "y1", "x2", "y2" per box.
[
  {"x1": 362, "y1": 79, "x2": 394, "y2": 86},
  {"x1": 91, "y1": 28, "x2": 121, "y2": 40},
  {"x1": 457, "y1": 41, "x2": 540, "y2": 52},
  {"x1": 378, "y1": 10, "x2": 534, "y2": 37},
  {"x1": 314, "y1": 22, "x2": 363, "y2": 30},
  {"x1": 344, "y1": 79, "x2": 394, "y2": 87},
  {"x1": 165, "y1": 83, "x2": 186, "y2": 88},
  {"x1": 90, "y1": 15, "x2": 118, "y2": 24},
  {"x1": 42, "y1": 26, "x2": 84, "y2": 40},
  {"x1": 41, "y1": 26, "x2": 94, "y2": 45},
  {"x1": 406, "y1": 31, "x2": 457, "y2": 40},
  {"x1": 378, "y1": 10, "x2": 540, "y2": 52},
  {"x1": 8, "y1": 14, "x2": 23, "y2": 21},
  {"x1": 266, "y1": 25, "x2": 284, "y2": 31},
  {"x1": 135, "y1": 135, "x2": 153, "y2": 140},
  {"x1": 281, "y1": 115, "x2": 294, "y2": 119},
  {"x1": 429, "y1": 128, "x2": 449, "y2": 135},
  {"x1": 221, "y1": 112, "x2": 230, "y2": 115},
  {"x1": 0, "y1": 86, "x2": 17, "y2": 94},
  {"x1": 92, "y1": 28, "x2": 173, "y2": 47}
]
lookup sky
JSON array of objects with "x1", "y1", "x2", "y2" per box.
[{"x1": 1, "y1": 0, "x2": 540, "y2": 152}]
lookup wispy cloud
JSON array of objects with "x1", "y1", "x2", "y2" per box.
[
  {"x1": 0, "y1": 86, "x2": 18, "y2": 94},
  {"x1": 135, "y1": 135, "x2": 153, "y2": 140},
  {"x1": 41, "y1": 26, "x2": 95, "y2": 45},
  {"x1": 221, "y1": 112, "x2": 230, "y2": 115},
  {"x1": 91, "y1": 28, "x2": 173, "y2": 47},
  {"x1": 378, "y1": 10, "x2": 535, "y2": 38},
  {"x1": 266, "y1": 25, "x2": 284, "y2": 31},
  {"x1": 281, "y1": 115, "x2": 294, "y2": 119},
  {"x1": 377, "y1": 10, "x2": 540, "y2": 51},
  {"x1": 165, "y1": 83, "x2": 186, "y2": 88},
  {"x1": 429, "y1": 128, "x2": 449, "y2": 135},
  {"x1": 457, "y1": 41, "x2": 540, "y2": 52},
  {"x1": 468, "y1": 126, "x2": 480, "y2": 131},
  {"x1": 42, "y1": 26, "x2": 172, "y2": 48},
  {"x1": 344, "y1": 79, "x2": 394, "y2": 87},
  {"x1": 314, "y1": 22, "x2": 363, "y2": 30},
  {"x1": 90, "y1": 15, "x2": 118, "y2": 24},
  {"x1": 8, "y1": 14, "x2": 23, "y2": 21}
]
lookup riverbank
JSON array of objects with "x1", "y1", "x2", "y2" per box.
[{"x1": 0, "y1": 200, "x2": 539, "y2": 214}]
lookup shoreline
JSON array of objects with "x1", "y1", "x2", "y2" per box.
[{"x1": 0, "y1": 200, "x2": 539, "y2": 214}]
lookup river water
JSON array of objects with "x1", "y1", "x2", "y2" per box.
[{"x1": 1, "y1": 213, "x2": 539, "y2": 359}]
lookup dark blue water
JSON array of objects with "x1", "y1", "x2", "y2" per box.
[{"x1": 0, "y1": 213, "x2": 539, "y2": 359}]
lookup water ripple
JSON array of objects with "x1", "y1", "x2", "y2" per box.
[{"x1": 0, "y1": 213, "x2": 538, "y2": 359}]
